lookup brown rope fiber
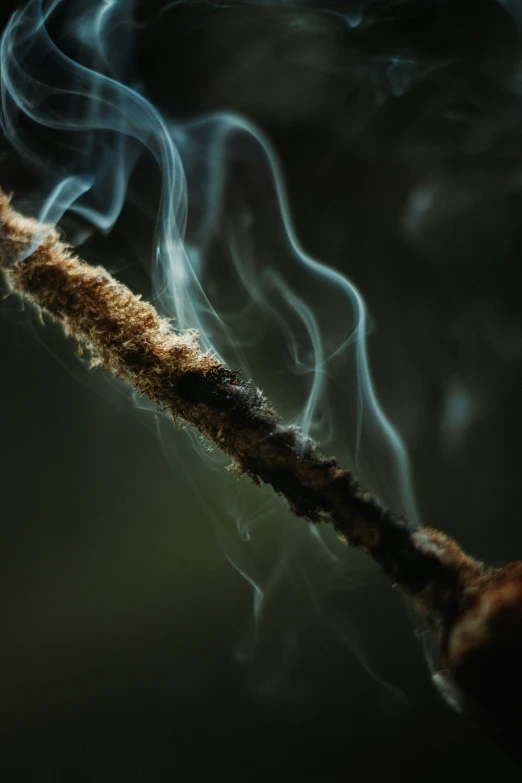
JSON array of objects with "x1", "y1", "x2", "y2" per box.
[{"x1": 2, "y1": 188, "x2": 522, "y2": 757}]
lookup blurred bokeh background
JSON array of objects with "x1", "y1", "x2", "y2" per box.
[{"x1": 2, "y1": 0, "x2": 522, "y2": 779}]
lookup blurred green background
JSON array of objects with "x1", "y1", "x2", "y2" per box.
[{"x1": 2, "y1": 1, "x2": 522, "y2": 780}]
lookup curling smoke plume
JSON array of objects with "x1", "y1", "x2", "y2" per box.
[
  {"x1": 2, "y1": 0, "x2": 522, "y2": 763},
  {"x1": 0, "y1": 0, "x2": 419, "y2": 516}
]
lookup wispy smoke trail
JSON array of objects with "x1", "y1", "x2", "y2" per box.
[
  {"x1": 0, "y1": 0, "x2": 419, "y2": 519},
  {"x1": 0, "y1": 0, "x2": 438, "y2": 689}
]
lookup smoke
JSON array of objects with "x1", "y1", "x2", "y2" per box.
[
  {"x1": 3, "y1": 0, "x2": 522, "y2": 702},
  {"x1": 0, "y1": 0, "x2": 419, "y2": 512}
]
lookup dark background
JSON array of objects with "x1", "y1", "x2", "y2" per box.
[{"x1": 2, "y1": 0, "x2": 522, "y2": 780}]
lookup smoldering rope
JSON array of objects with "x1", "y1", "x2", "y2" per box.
[{"x1": 3, "y1": 0, "x2": 522, "y2": 762}]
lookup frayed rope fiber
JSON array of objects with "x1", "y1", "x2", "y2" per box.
[{"x1": 4, "y1": 188, "x2": 522, "y2": 756}]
